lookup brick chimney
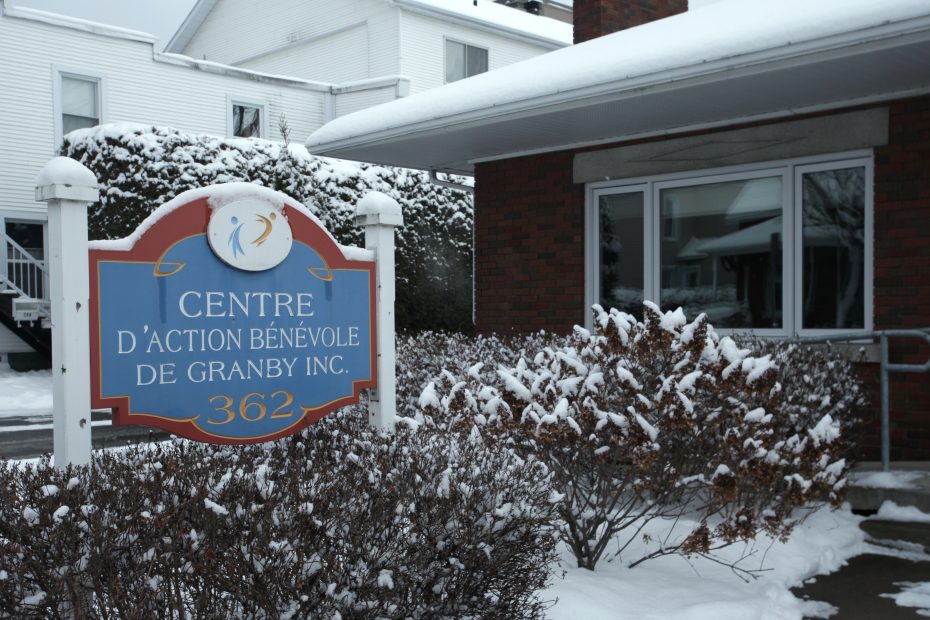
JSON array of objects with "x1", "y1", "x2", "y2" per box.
[{"x1": 573, "y1": 0, "x2": 688, "y2": 44}]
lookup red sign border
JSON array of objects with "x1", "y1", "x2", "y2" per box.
[{"x1": 89, "y1": 195, "x2": 378, "y2": 444}]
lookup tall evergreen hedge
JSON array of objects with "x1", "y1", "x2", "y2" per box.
[{"x1": 62, "y1": 123, "x2": 474, "y2": 333}]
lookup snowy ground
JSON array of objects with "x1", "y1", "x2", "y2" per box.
[
  {"x1": 545, "y1": 507, "x2": 864, "y2": 620},
  {"x1": 0, "y1": 363, "x2": 52, "y2": 419},
  {"x1": 3, "y1": 365, "x2": 927, "y2": 618}
]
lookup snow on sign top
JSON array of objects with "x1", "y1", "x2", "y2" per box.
[{"x1": 307, "y1": 0, "x2": 930, "y2": 150}]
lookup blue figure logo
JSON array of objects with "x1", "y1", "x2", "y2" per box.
[{"x1": 228, "y1": 215, "x2": 246, "y2": 258}]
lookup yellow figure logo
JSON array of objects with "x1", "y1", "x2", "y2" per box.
[{"x1": 252, "y1": 212, "x2": 276, "y2": 247}]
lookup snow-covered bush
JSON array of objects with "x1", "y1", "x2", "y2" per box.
[
  {"x1": 419, "y1": 303, "x2": 851, "y2": 571},
  {"x1": 61, "y1": 123, "x2": 473, "y2": 333},
  {"x1": 737, "y1": 337, "x2": 866, "y2": 448},
  {"x1": 0, "y1": 411, "x2": 557, "y2": 618},
  {"x1": 395, "y1": 330, "x2": 568, "y2": 422}
]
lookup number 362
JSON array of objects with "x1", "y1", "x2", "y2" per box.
[{"x1": 205, "y1": 391, "x2": 295, "y2": 425}]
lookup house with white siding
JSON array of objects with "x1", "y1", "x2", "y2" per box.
[
  {"x1": 0, "y1": 0, "x2": 571, "y2": 363},
  {"x1": 166, "y1": 0, "x2": 570, "y2": 96}
]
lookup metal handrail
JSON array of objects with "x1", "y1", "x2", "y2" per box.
[
  {"x1": 1, "y1": 230, "x2": 49, "y2": 318},
  {"x1": 789, "y1": 328, "x2": 930, "y2": 472}
]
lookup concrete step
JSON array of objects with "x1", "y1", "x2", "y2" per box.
[
  {"x1": 846, "y1": 463, "x2": 930, "y2": 513},
  {"x1": 860, "y1": 519, "x2": 930, "y2": 552}
]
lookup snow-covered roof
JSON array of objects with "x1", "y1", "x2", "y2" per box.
[
  {"x1": 2, "y1": 2, "x2": 158, "y2": 44},
  {"x1": 166, "y1": 0, "x2": 572, "y2": 54},
  {"x1": 306, "y1": 0, "x2": 930, "y2": 175}
]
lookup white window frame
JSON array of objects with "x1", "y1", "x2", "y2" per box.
[
  {"x1": 585, "y1": 150, "x2": 874, "y2": 337},
  {"x1": 443, "y1": 38, "x2": 489, "y2": 84},
  {"x1": 226, "y1": 96, "x2": 267, "y2": 139},
  {"x1": 52, "y1": 66, "x2": 106, "y2": 148},
  {"x1": 793, "y1": 157, "x2": 874, "y2": 337}
]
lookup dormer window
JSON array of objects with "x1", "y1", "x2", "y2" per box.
[{"x1": 445, "y1": 40, "x2": 488, "y2": 83}]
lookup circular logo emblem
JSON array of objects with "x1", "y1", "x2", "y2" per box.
[{"x1": 207, "y1": 199, "x2": 293, "y2": 271}]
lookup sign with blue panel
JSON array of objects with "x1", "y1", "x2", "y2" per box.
[{"x1": 89, "y1": 188, "x2": 377, "y2": 444}]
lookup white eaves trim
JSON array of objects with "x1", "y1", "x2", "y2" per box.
[
  {"x1": 155, "y1": 53, "x2": 333, "y2": 92},
  {"x1": 306, "y1": 0, "x2": 930, "y2": 154},
  {"x1": 2, "y1": 2, "x2": 158, "y2": 44},
  {"x1": 164, "y1": 0, "x2": 218, "y2": 53}
]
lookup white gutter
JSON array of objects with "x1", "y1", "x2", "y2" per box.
[
  {"x1": 155, "y1": 53, "x2": 334, "y2": 92},
  {"x1": 308, "y1": 15, "x2": 930, "y2": 155},
  {"x1": 389, "y1": 0, "x2": 570, "y2": 49}
]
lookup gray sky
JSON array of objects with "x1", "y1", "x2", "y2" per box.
[{"x1": 9, "y1": 0, "x2": 198, "y2": 49}]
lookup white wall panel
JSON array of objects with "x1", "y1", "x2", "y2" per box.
[
  {"x1": 184, "y1": 0, "x2": 400, "y2": 82},
  {"x1": 399, "y1": 11, "x2": 555, "y2": 95},
  {"x1": 0, "y1": 324, "x2": 34, "y2": 353},
  {"x1": 240, "y1": 24, "x2": 371, "y2": 83},
  {"x1": 335, "y1": 86, "x2": 399, "y2": 118}
]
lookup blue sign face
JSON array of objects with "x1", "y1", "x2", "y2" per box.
[{"x1": 89, "y1": 193, "x2": 376, "y2": 444}]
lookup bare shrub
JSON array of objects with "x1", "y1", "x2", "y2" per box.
[
  {"x1": 0, "y1": 411, "x2": 557, "y2": 618},
  {"x1": 419, "y1": 303, "x2": 851, "y2": 572}
]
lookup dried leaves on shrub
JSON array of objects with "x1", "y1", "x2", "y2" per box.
[
  {"x1": 419, "y1": 303, "x2": 856, "y2": 571},
  {"x1": 0, "y1": 411, "x2": 557, "y2": 619}
]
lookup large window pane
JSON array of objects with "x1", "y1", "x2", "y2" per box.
[
  {"x1": 465, "y1": 45, "x2": 488, "y2": 77},
  {"x1": 659, "y1": 177, "x2": 783, "y2": 328},
  {"x1": 801, "y1": 167, "x2": 865, "y2": 329},
  {"x1": 599, "y1": 192, "x2": 644, "y2": 316},
  {"x1": 62, "y1": 76, "x2": 97, "y2": 117},
  {"x1": 61, "y1": 76, "x2": 99, "y2": 135},
  {"x1": 445, "y1": 40, "x2": 465, "y2": 83}
]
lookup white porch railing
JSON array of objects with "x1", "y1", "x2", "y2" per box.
[{"x1": 1, "y1": 229, "x2": 50, "y2": 320}]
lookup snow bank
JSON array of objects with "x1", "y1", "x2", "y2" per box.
[{"x1": 546, "y1": 506, "x2": 865, "y2": 620}]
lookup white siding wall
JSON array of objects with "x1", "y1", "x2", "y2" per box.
[
  {"x1": 183, "y1": 0, "x2": 400, "y2": 84},
  {"x1": 399, "y1": 11, "x2": 555, "y2": 95},
  {"x1": 0, "y1": 325, "x2": 33, "y2": 353},
  {"x1": 335, "y1": 86, "x2": 401, "y2": 118},
  {"x1": 239, "y1": 25, "x2": 372, "y2": 83},
  {"x1": 0, "y1": 9, "x2": 327, "y2": 219}
]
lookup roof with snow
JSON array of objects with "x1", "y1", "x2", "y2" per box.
[
  {"x1": 167, "y1": 0, "x2": 572, "y2": 53},
  {"x1": 306, "y1": 0, "x2": 930, "y2": 175}
]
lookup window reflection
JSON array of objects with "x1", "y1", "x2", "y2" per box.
[
  {"x1": 599, "y1": 192, "x2": 644, "y2": 316},
  {"x1": 802, "y1": 167, "x2": 865, "y2": 329},
  {"x1": 233, "y1": 104, "x2": 261, "y2": 138},
  {"x1": 659, "y1": 177, "x2": 783, "y2": 328}
]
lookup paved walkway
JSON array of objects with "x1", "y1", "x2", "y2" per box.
[
  {"x1": 795, "y1": 465, "x2": 930, "y2": 618},
  {"x1": 0, "y1": 410, "x2": 168, "y2": 460},
  {"x1": 795, "y1": 552, "x2": 930, "y2": 619}
]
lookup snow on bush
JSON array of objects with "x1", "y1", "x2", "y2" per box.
[
  {"x1": 0, "y1": 411, "x2": 558, "y2": 618},
  {"x1": 419, "y1": 303, "x2": 854, "y2": 571},
  {"x1": 61, "y1": 122, "x2": 474, "y2": 333},
  {"x1": 737, "y1": 336, "x2": 866, "y2": 445}
]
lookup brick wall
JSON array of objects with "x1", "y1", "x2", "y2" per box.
[
  {"x1": 473, "y1": 95, "x2": 930, "y2": 458},
  {"x1": 873, "y1": 96, "x2": 930, "y2": 460},
  {"x1": 573, "y1": 0, "x2": 687, "y2": 44},
  {"x1": 474, "y1": 151, "x2": 585, "y2": 334}
]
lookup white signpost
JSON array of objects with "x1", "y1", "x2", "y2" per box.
[
  {"x1": 35, "y1": 157, "x2": 97, "y2": 467},
  {"x1": 356, "y1": 192, "x2": 403, "y2": 431},
  {"x1": 36, "y1": 158, "x2": 401, "y2": 467}
]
